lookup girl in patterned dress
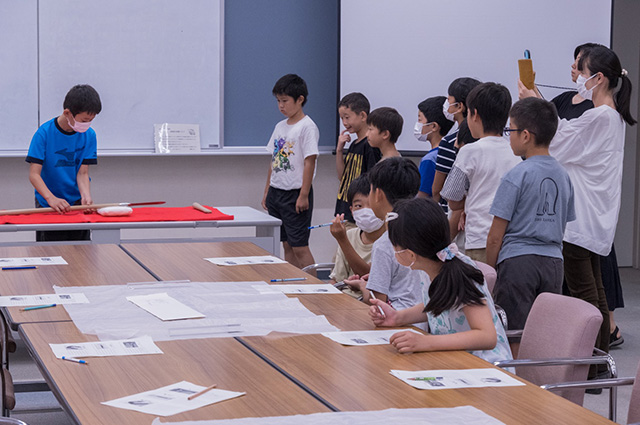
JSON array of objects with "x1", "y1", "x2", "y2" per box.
[{"x1": 369, "y1": 197, "x2": 512, "y2": 363}]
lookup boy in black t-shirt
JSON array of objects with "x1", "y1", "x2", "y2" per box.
[{"x1": 335, "y1": 93, "x2": 381, "y2": 224}]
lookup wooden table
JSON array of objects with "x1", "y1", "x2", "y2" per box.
[
  {"x1": 20, "y1": 322, "x2": 330, "y2": 425},
  {"x1": 122, "y1": 242, "x2": 370, "y2": 316},
  {"x1": 0, "y1": 245, "x2": 154, "y2": 328}
]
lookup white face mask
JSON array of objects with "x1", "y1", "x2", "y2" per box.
[
  {"x1": 67, "y1": 116, "x2": 92, "y2": 133},
  {"x1": 442, "y1": 100, "x2": 458, "y2": 122},
  {"x1": 352, "y1": 208, "x2": 384, "y2": 233},
  {"x1": 413, "y1": 122, "x2": 432, "y2": 142},
  {"x1": 576, "y1": 74, "x2": 599, "y2": 101}
]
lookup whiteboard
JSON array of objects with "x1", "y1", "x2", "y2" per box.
[
  {"x1": 340, "y1": 0, "x2": 612, "y2": 153},
  {"x1": 38, "y1": 0, "x2": 223, "y2": 153},
  {"x1": 0, "y1": 0, "x2": 38, "y2": 153}
]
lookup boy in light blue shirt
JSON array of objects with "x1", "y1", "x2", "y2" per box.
[{"x1": 486, "y1": 98, "x2": 575, "y2": 329}]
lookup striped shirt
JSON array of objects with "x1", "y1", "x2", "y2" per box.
[{"x1": 434, "y1": 131, "x2": 458, "y2": 174}]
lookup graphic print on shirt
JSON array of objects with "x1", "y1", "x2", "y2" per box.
[
  {"x1": 337, "y1": 152, "x2": 363, "y2": 201},
  {"x1": 54, "y1": 147, "x2": 85, "y2": 167},
  {"x1": 271, "y1": 137, "x2": 295, "y2": 173},
  {"x1": 536, "y1": 178, "x2": 558, "y2": 218}
]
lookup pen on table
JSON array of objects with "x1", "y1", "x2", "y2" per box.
[
  {"x1": 188, "y1": 384, "x2": 217, "y2": 400},
  {"x1": 61, "y1": 356, "x2": 88, "y2": 365},
  {"x1": 369, "y1": 291, "x2": 386, "y2": 317},
  {"x1": 270, "y1": 277, "x2": 308, "y2": 282},
  {"x1": 2, "y1": 266, "x2": 37, "y2": 271},
  {"x1": 308, "y1": 220, "x2": 346, "y2": 230},
  {"x1": 21, "y1": 304, "x2": 56, "y2": 311}
]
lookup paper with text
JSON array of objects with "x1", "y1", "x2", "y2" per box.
[
  {"x1": 391, "y1": 368, "x2": 525, "y2": 390},
  {"x1": 254, "y1": 284, "x2": 341, "y2": 294},
  {"x1": 0, "y1": 293, "x2": 88, "y2": 307},
  {"x1": 322, "y1": 329, "x2": 422, "y2": 346},
  {"x1": 50, "y1": 336, "x2": 163, "y2": 358},
  {"x1": 205, "y1": 256, "x2": 286, "y2": 266},
  {"x1": 0, "y1": 256, "x2": 67, "y2": 266},
  {"x1": 127, "y1": 293, "x2": 205, "y2": 321}
]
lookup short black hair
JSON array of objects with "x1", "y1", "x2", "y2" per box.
[
  {"x1": 338, "y1": 92, "x2": 370, "y2": 115},
  {"x1": 466, "y1": 82, "x2": 512, "y2": 135},
  {"x1": 369, "y1": 157, "x2": 420, "y2": 206},
  {"x1": 573, "y1": 42, "x2": 600, "y2": 60},
  {"x1": 346, "y1": 173, "x2": 370, "y2": 206},
  {"x1": 367, "y1": 107, "x2": 403, "y2": 143},
  {"x1": 64, "y1": 85, "x2": 102, "y2": 116},
  {"x1": 418, "y1": 96, "x2": 454, "y2": 137},
  {"x1": 509, "y1": 98, "x2": 558, "y2": 147},
  {"x1": 456, "y1": 120, "x2": 478, "y2": 146},
  {"x1": 272, "y1": 74, "x2": 308, "y2": 106},
  {"x1": 447, "y1": 77, "x2": 482, "y2": 117}
]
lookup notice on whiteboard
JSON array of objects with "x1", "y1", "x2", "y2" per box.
[{"x1": 154, "y1": 123, "x2": 201, "y2": 153}]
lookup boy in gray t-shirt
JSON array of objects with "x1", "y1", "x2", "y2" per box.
[
  {"x1": 486, "y1": 98, "x2": 575, "y2": 329},
  {"x1": 344, "y1": 157, "x2": 423, "y2": 311}
]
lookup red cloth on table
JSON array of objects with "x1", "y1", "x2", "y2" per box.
[{"x1": 0, "y1": 206, "x2": 234, "y2": 224}]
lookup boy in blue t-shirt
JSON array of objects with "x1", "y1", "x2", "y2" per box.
[
  {"x1": 26, "y1": 84, "x2": 102, "y2": 241},
  {"x1": 486, "y1": 98, "x2": 575, "y2": 329},
  {"x1": 415, "y1": 96, "x2": 453, "y2": 203}
]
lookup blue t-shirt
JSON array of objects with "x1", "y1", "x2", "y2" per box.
[
  {"x1": 489, "y1": 155, "x2": 575, "y2": 264},
  {"x1": 26, "y1": 117, "x2": 98, "y2": 207},
  {"x1": 418, "y1": 147, "x2": 438, "y2": 195}
]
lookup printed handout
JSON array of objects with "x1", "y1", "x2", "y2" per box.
[
  {"x1": 0, "y1": 293, "x2": 88, "y2": 307},
  {"x1": 391, "y1": 368, "x2": 525, "y2": 390},
  {"x1": 204, "y1": 256, "x2": 286, "y2": 266},
  {"x1": 50, "y1": 335, "x2": 163, "y2": 358},
  {"x1": 322, "y1": 329, "x2": 422, "y2": 346},
  {"x1": 0, "y1": 256, "x2": 67, "y2": 267},
  {"x1": 253, "y1": 284, "x2": 341, "y2": 294},
  {"x1": 103, "y1": 381, "x2": 245, "y2": 416}
]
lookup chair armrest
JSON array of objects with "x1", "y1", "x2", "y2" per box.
[
  {"x1": 541, "y1": 377, "x2": 634, "y2": 392},
  {"x1": 494, "y1": 355, "x2": 610, "y2": 369}
]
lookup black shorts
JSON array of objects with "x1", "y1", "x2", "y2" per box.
[{"x1": 265, "y1": 186, "x2": 313, "y2": 247}]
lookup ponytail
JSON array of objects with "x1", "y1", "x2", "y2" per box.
[
  {"x1": 425, "y1": 257, "x2": 485, "y2": 317},
  {"x1": 616, "y1": 74, "x2": 637, "y2": 126}
]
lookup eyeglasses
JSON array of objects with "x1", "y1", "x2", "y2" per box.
[{"x1": 503, "y1": 128, "x2": 536, "y2": 136}]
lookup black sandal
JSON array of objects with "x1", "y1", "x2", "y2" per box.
[{"x1": 610, "y1": 326, "x2": 624, "y2": 347}]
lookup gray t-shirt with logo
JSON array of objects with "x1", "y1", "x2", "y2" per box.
[{"x1": 490, "y1": 155, "x2": 575, "y2": 265}]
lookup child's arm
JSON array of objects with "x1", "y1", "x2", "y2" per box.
[
  {"x1": 261, "y1": 166, "x2": 272, "y2": 210},
  {"x1": 28, "y1": 163, "x2": 70, "y2": 213},
  {"x1": 390, "y1": 302, "x2": 497, "y2": 354},
  {"x1": 335, "y1": 130, "x2": 350, "y2": 180},
  {"x1": 449, "y1": 206, "x2": 465, "y2": 239},
  {"x1": 369, "y1": 301, "x2": 426, "y2": 327},
  {"x1": 486, "y1": 216, "x2": 508, "y2": 268},
  {"x1": 431, "y1": 171, "x2": 447, "y2": 202},
  {"x1": 329, "y1": 215, "x2": 371, "y2": 276},
  {"x1": 76, "y1": 165, "x2": 93, "y2": 207},
  {"x1": 296, "y1": 155, "x2": 317, "y2": 213}
]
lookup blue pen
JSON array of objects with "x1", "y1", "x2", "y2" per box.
[
  {"x1": 270, "y1": 277, "x2": 308, "y2": 282},
  {"x1": 62, "y1": 356, "x2": 88, "y2": 365},
  {"x1": 22, "y1": 303, "x2": 56, "y2": 311},
  {"x1": 2, "y1": 266, "x2": 37, "y2": 271},
  {"x1": 308, "y1": 220, "x2": 346, "y2": 230}
]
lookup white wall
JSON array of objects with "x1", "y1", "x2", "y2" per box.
[{"x1": 0, "y1": 154, "x2": 342, "y2": 263}]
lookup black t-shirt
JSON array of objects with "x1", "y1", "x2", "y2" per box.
[
  {"x1": 551, "y1": 91, "x2": 594, "y2": 120},
  {"x1": 335, "y1": 137, "x2": 382, "y2": 221}
]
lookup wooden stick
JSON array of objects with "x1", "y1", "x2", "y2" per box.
[
  {"x1": 192, "y1": 202, "x2": 212, "y2": 214},
  {"x1": 187, "y1": 384, "x2": 217, "y2": 400},
  {"x1": 0, "y1": 201, "x2": 166, "y2": 216}
]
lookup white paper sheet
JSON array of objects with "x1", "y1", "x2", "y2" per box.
[
  {"x1": 0, "y1": 293, "x2": 88, "y2": 307},
  {"x1": 0, "y1": 256, "x2": 67, "y2": 267},
  {"x1": 253, "y1": 284, "x2": 341, "y2": 294},
  {"x1": 205, "y1": 256, "x2": 286, "y2": 266},
  {"x1": 127, "y1": 293, "x2": 205, "y2": 321},
  {"x1": 390, "y1": 368, "x2": 525, "y2": 390},
  {"x1": 150, "y1": 406, "x2": 505, "y2": 425},
  {"x1": 321, "y1": 329, "x2": 422, "y2": 346},
  {"x1": 103, "y1": 381, "x2": 244, "y2": 417},
  {"x1": 49, "y1": 336, "x2": 163, "y2": 358},
  {"x1": 56, "y1": 281, "x2": 339, "y2": 341}
]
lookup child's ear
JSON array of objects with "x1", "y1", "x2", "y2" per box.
[
  {"x1": 359, "y1": 111, "x2": 367, "y2": 121},
  {"x1": 433, "y1": 122, "x2": 441, "y2": 135},
  {"x1": 296, "y1": 95, "x2": 305, "y2": 105},
  {"x1": 382, "y1": 129, "x2": 391, "y2": 140}
]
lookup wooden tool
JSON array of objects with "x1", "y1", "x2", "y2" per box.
[
  {"x1": 0, "y1": 201, "x2": 165, "y2": 216},
  {"x1": 192, "y1": 202, "x2": 212, "y2": 214}
]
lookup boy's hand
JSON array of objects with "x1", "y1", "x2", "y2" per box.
[
  {"x1": 369, "y1": 298, "x2": 397, "y2": 327},
  {"x1": 261, "y1": 193, "x2": 268, "y2": 211},
  {"x1": 329, "y1": 214, "x2": 347, "y2": 241},
  {"x1": 47, "y1": 197, "x2": 71, "y2": 214},
  {"x1": 295, "y1": 194, "x2": 309, "y2": 214},
  {"x1": 458, "y1": 212, "x2": 466, "y2": 231},
  {"x1": 390, "y1": 330, "x2": 428, "y2": 354},
  {"x1": 81, "y1": 196, "x2": 95, "y2": 214},
  {"x1": 337, "y1": 130, "x2": 350, "y2": 152},
  {"x1": 518, "y1": 79, "x2": 539, "y2": 99},
  {"x1": 344, "y1": 273, "x2": 368, "y2": 291}
]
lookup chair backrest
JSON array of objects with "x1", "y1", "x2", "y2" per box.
[
  {"x1": 474, "y1": 261, "x2": 497, "y2": 294},
  {"x1": 517, "y1": 292, "x2": 602, "y2": 406},
  {"x1": 628, "y1": 362, "x2": 640, "y2": 424}
]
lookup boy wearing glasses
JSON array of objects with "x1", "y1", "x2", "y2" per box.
[
  {"x1": 486, "y1": 98, "x2": 575, "y2": 329},
  {"x1": 441, "y1": 83, "x2": 521, "y2": 263}
]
